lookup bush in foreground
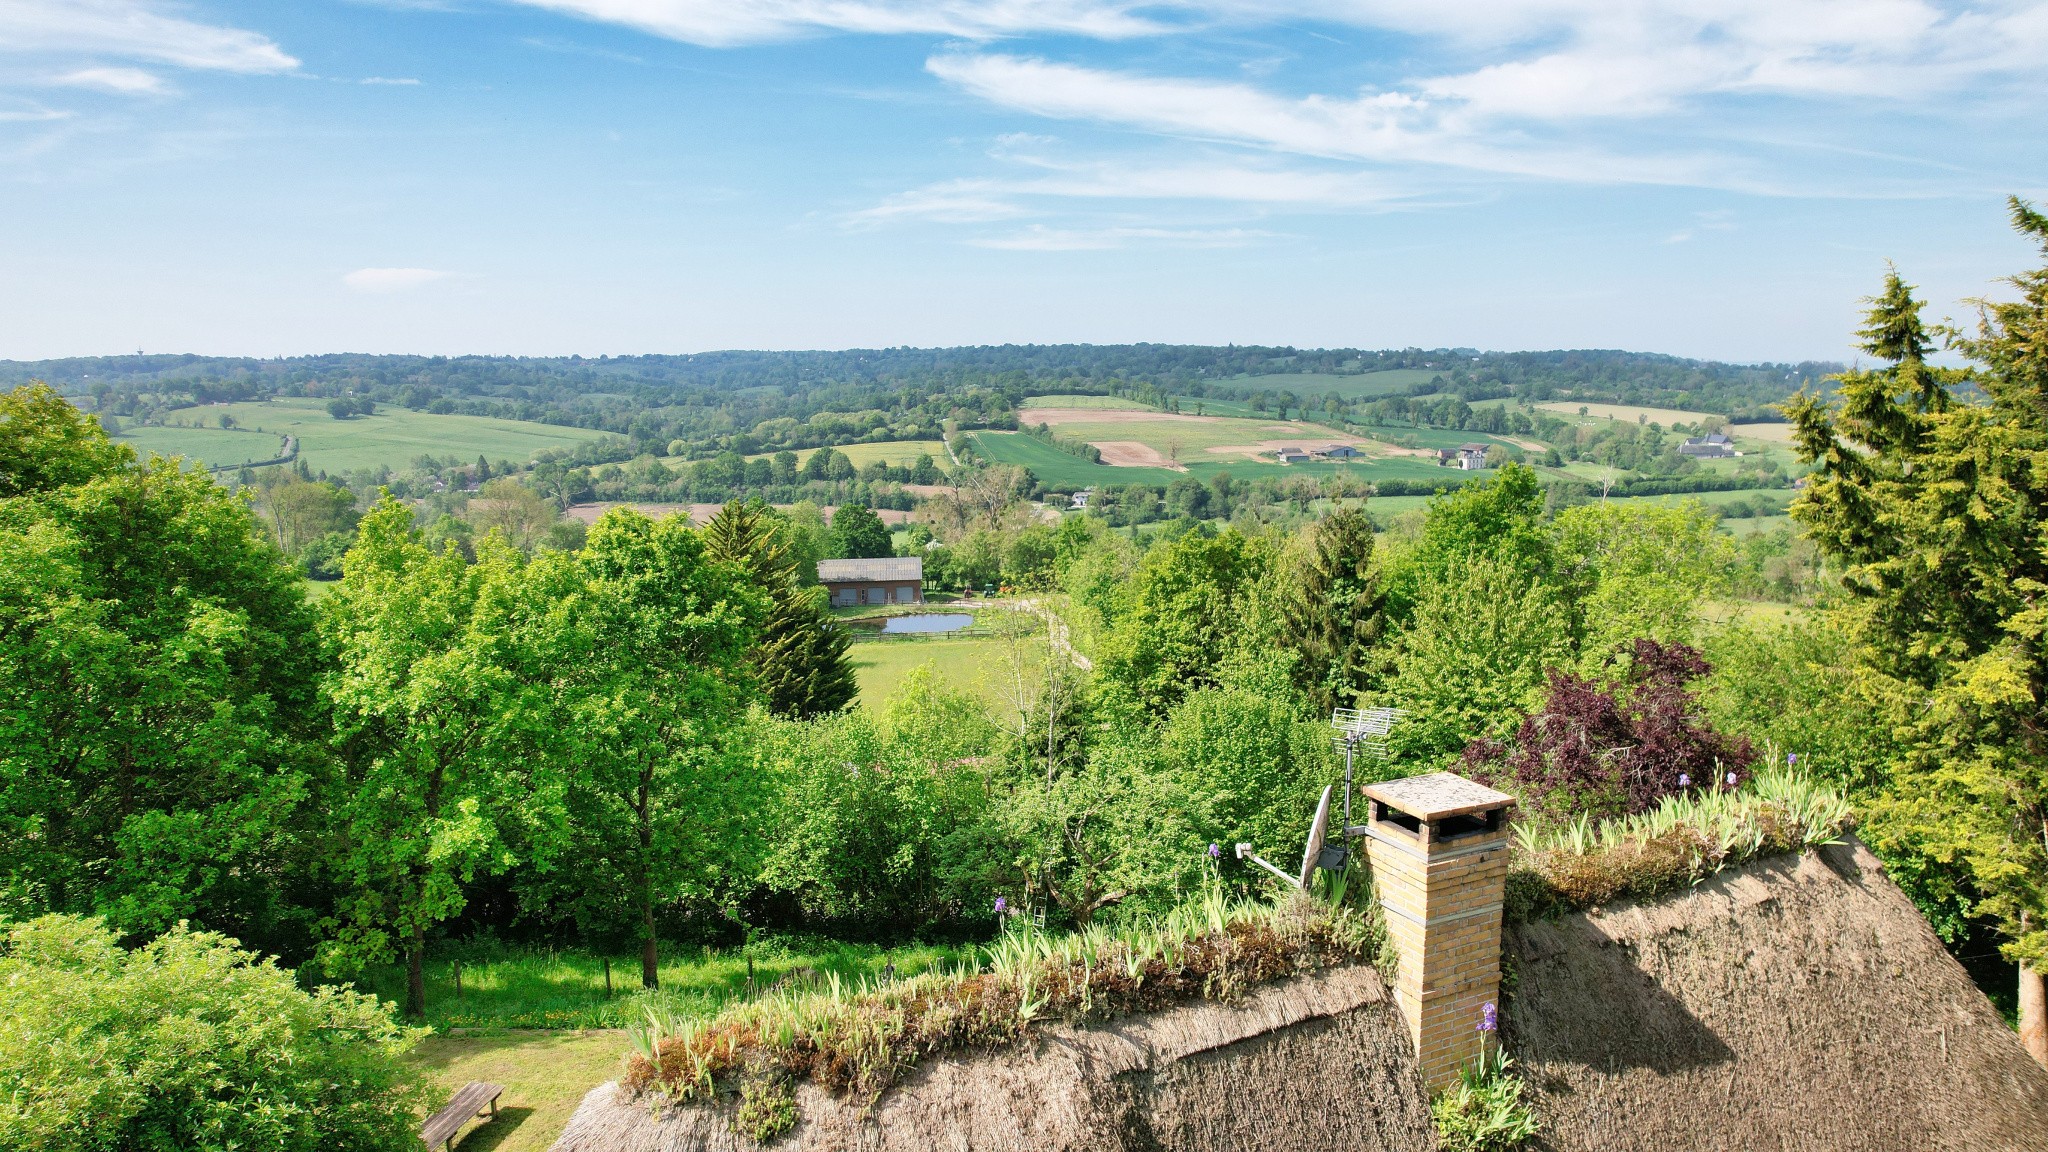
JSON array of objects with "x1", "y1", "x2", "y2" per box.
[{"x1": 0, "y1": 915, "x2": 428, "y2": 1152}]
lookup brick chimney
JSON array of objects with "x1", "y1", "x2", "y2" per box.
[{"x1": 1359, "y1": 772, "x2": 1515, "y2": 1090}]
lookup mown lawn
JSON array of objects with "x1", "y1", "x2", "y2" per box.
[
  {"x1": 407, "y1": 1031, "x2": 626, "y2": 1152},
  {"x1": 851, "y1": 633, "x2": 1012, "y2": 711}
]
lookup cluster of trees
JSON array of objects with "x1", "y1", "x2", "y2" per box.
[
  {"x1": 15, "y1": 345, "x2": 1839, "y2": 469},
  {"x1": 0, "y1": 385, "x2": 862, "y2": 1019}
]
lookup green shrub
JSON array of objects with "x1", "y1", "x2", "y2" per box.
[
  {"x1": 1432, "y1": 1048, "x2": 1540, "y2": 1152},
  {"x1": 0, "y1": 915, "x2": 428, "y2": 1152}
]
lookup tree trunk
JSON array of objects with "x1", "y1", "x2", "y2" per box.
[
  {"x1": 404, "y1": 928, "x2": 427, "y2": 1020},
  {"x1": 2021, "y1": 962, "x2": 2048, "y2": 1068},
  {"x1": 638, "y1": 766, "x2": 659, "y2": 990}
]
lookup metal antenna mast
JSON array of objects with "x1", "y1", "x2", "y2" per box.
[{"x1": 1331, "y1": 706, "x2": 1405, "y2": 838}]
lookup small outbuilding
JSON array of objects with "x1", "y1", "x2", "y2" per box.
[
  {"x1": 1315, "y1": 444, "x2": 1363, "y2": 459},
  {"x1": 818, "y1": 557, "x2": 923, "y2": 607},
  {"x1": 1679, "y1": 433, "x2": 1737, "y2": 458},
  {"x1": 1275, "y1": 446, "x2": 1312, "y2": 464}
]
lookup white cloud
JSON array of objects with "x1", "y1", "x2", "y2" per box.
[
  {"x1": 343, "y1": 267, "x2": 453, "y2": 292},
  {"x1": 972, "y1": 224, "x2": 1275, "y2": 249},
  {"x1": 925, "y1": 53, "x2": 1736, "y2": 186},
  {"x1": 853, "y1": 154, "x2": 1409, "y2": 227},
  {"x1": 360, "y1": 76, "x2": 423, "y2": 85},
  {"x1": 503, "y1": 0, "x2": 1163, "y2": 47},
  {"x1": 0, "y1": 0, "x2": 298, "y2": 73},
  {"x1": 53, "y1": 66, "x2": 164, "y2": 95}
]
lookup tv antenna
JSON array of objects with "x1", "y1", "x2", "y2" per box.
[{"x1": 1332, "y1": 706, "x2": 1405, "y2": 837}]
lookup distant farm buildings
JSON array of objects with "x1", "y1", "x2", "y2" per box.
[
  {"x1": 1314, "y1": 444, "x2": 1362, "y2": 459},
  {"x1": 1680, "y1": 433, "x2": 1738, "y2": 458},
  {"x1": 818, "y1": 557, "x2": 924, "y2": 607},
  {"x1": 1274, "y1": 447, "x2": 1312, "y2": 464},
  {"x1": 1437, "y1": 443, "x2": 1492, "y2": 470}
]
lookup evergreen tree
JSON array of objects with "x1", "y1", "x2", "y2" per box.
[
  {"x1": 1785, "y1": 198, "x2": 2048, "y2": 1063},
  {"x1": 704, "y1": 501, "x2": 857, "y2": 718},
  {"x1": 1279, "y1": 506, "x2": 1383, "y2": 716}
]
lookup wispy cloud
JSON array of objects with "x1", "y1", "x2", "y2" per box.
[
  {"x1": 925, "y1": 53, "x2": 1740, "y2": 188},
  {"x1": 502, "y1": 0, "x2": 1166, "y2": 47},
  {"x1": 360, "y1": 76, "x2": 424, "y2": 85},
  {"x1": 53, "y1": 67, "x2": 166, "y2": 95},
  {"x1": 343, "y1": 267, "x2": 453, "y2": 292},
  {"x1": 0, "y1": 0, "x2": 298, "y2": 74},
  {"x1": 853, "y1": 154, "x2": 1411, "y2": 227},
  {"x1": 971, "y1": 224, "x2": 1274, "y2": 250}
]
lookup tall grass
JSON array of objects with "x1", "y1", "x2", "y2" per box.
[
  {"x1": 1505, "y1": 766, "x2": 1854, "y2": 919},
  {"x1": 358, "y1": 937, "x2": 968, "y2": 1032}
]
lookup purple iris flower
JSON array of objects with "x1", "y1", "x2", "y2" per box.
[
  {"x1": 1478, "y1": 1002, "x2": 1498, "y2": 1033},
  {"x1": 1207, "y1": 842, "x2": 1221, "y2": 860},
  {"x1": 1726, "y1": 771, "x2": 1738, "y2": 786},
  {"x1": 1788, "y1": 753, "x2": 1798, "y2": 767},
  {"x1": 994, "y1": 896, "x2": 1007, "y2": 915},
  {"x1": 1677, "y1": 773, "x2": 1691, "y2": 788}
]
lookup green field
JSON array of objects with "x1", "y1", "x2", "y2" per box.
[
  {"x1": 851, "y1": 634, "x2": 1010, "y2": 711},
  {"x1": 116, "y1": 424, "x2": 285, "y2": 470},
  {"x1": 797, "y1": 440, "x2": 949, "y2": 471},
  {"x1": 126, "y1": 399, "x2": 612, "y2": 475},
  {"x1": 971, "y1": 430, "x2": 1458, "y2": 489}
]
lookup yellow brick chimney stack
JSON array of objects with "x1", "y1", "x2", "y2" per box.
[{"x1": 1359, "y1": 771, "x2": 1515, "y2": 1090}]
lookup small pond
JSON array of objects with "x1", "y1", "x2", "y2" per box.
[{"x1": 871, "y1": 613, "x2": 975, "y2": 635}]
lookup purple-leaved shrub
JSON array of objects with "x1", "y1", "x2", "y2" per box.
[{"x1": 1461, "y1": 639, "x2": 1756, "y2": 822}]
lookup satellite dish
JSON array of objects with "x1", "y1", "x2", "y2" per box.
[{"x1": 1298, "y1": 785, "x2": 1333, "y2": 890}]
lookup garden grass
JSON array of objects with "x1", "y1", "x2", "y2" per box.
[
  {"x1": 851, "y1": 634, "x2": 1008, "y2": 711},
  {"x1": 130, "y1": 398, "x2": 611, "y2": 475},
  {"x1": 407, "y1": 1030, "x2": 626, "y2": 1152}
]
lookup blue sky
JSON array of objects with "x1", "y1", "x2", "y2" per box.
[{"x1": 2, "y1": 0, "x2": 2044, "y2": 361}]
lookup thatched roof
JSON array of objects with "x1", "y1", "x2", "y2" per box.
[
  {"x1": 551, "y1": 838, "x2": 2048, "y2": 1152},
  {"x1": 547, "y1": 964, "x2": 1432, "y2": 1152},
  {"x1": 1507, "y1": 837, "x2": 2048, "y2": 1151}
]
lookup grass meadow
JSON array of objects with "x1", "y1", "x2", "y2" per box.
[
  {"x1": 126, "y1": 398, "x2": 612, "y2": 475},
  {"x1": 850, "y1": 633, "x2": 1012, "y2": 711}
]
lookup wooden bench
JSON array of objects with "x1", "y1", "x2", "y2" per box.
[{"x1": 421, "y1": 1081, "x2": 504, "y2": 1151}]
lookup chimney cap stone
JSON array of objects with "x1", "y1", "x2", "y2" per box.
[{"x1": 1363, "y1": 772, "x2": 1515, "y2": 821}]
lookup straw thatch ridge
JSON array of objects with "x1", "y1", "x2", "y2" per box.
[
  {"x1": 1505, "y1": 837, "x2": 2048, "y2": 1152},
  {"x1": 547, "y1": 964, "x2": 1433, "y2": 1152}
]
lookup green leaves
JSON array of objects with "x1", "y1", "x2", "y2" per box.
[
  {"x1": 0, "y1": 915, "x2": 427, "y2": 1152},
  {"x1": 1786, "y1": 201, "x2": 2048, "y2": 965}
]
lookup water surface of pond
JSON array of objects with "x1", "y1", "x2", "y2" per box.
[{"x1": 876, "y1": 613, "x2": 974, "y2": 634}]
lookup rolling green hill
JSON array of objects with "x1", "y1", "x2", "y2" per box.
[{"x1": 124, "y1": 399, "x2": 612, "y2": 475}]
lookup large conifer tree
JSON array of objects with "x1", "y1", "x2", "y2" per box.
[
  {"x1": 704, "y1": 500, "x2": 857, "y2": 718},
  {"x1": 1786, "y1": 198, "x2": 2048, "y2": 1063},
  {"x1": 1280, "y1": 505, "x2": 1384, "y2": 716}
]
